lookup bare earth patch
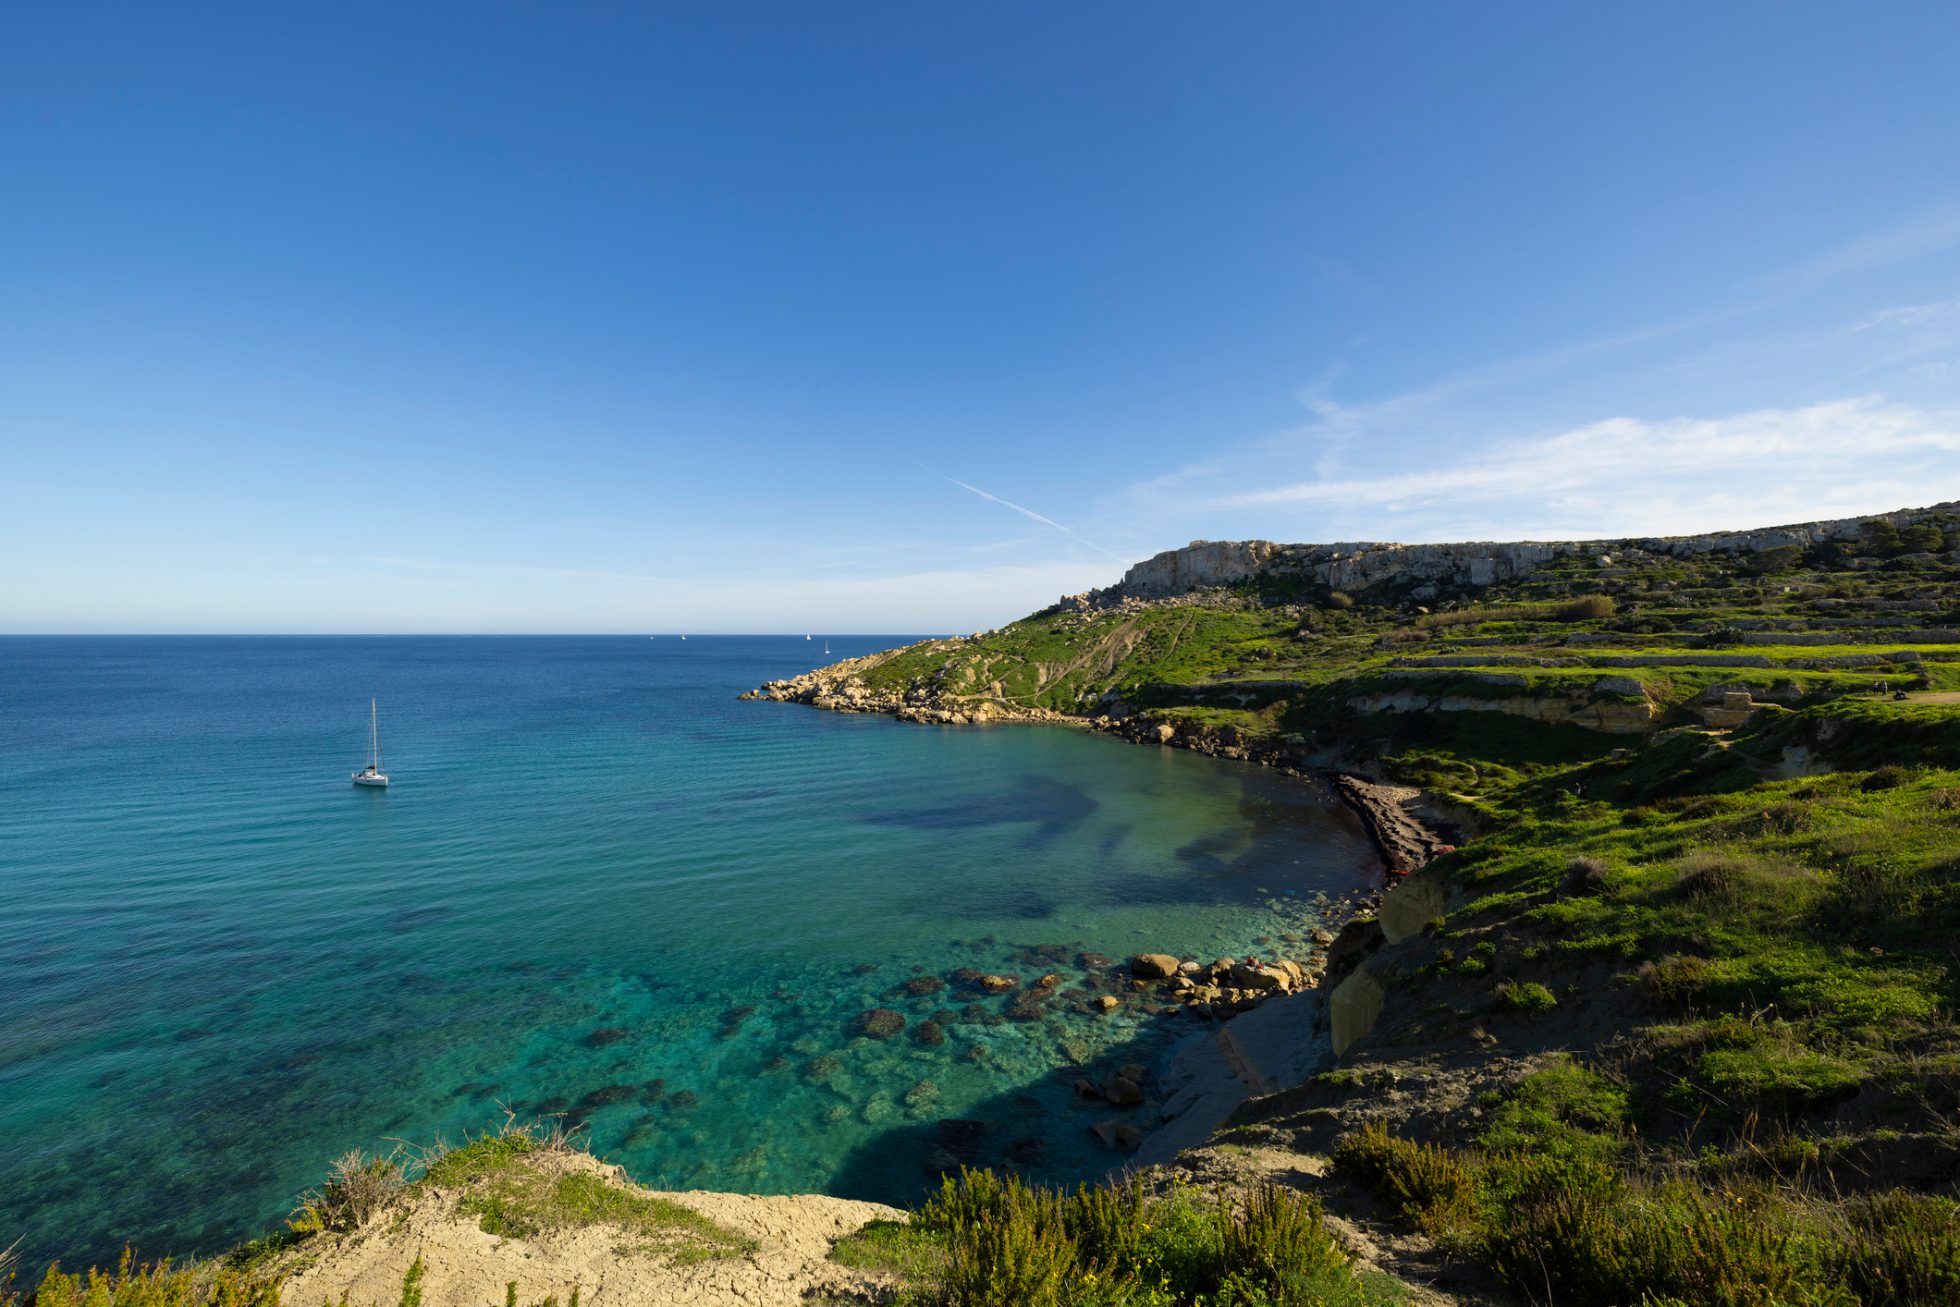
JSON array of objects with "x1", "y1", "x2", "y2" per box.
[{"x1": 281, "y1": 1152, "x2": 903, "y2": 1307}]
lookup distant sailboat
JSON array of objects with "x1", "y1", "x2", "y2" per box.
[
  {"x1": 352, "y1": 698, "x2": 389, "y2": 788},
  {"x1": 823, "y1": 641, "x2": 830, "y2": 656},
  {"x1": 805, "y1": 634, "x2": 811, "y2": 640}
]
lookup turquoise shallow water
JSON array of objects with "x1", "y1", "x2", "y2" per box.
[{"x1": 0, "y1": 636, "x2": 1376, "y2": 1268}]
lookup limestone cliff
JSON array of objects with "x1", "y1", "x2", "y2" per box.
[{"x1": 1062, "y1": 502, "x2": 1960, "y2": 608}]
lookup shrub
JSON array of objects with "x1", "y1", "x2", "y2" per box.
[
  {"x1": 1498, "y1": 981, "x2": 1559, "y2": 1014},
  {"x1": 1479, "y1": 1179, "x2": 1841, "y2": 1307},
  {"x1": 915, "y1": 1170, "x2": 1362, "y2": 1306},
  {"x1": 1640, "y1": 954, "x2": 1712, "y2": 1006},
  {"x1": 1553, "y1": 595, "x2": 1616, "y2": 621},
  {"x1": 1217, "y1": 1186, "x2": 1351, "y2": 1290},
  {"x1": 1703, "y1": 625, "x2": 1749, "y2": 648},
  {"x1": 17, "y1": 1251, "x2": 281, "y2": 1307},
  {"x1": 1833, "y1": 1190, "x2": 1960, "y2": 1306},
  {"x1": 1861, "y1": 766, "x2": 1912, "y2": 792},
  {"x1": 1331, "y1": 1122, "x2": 1479, "y2": 1234},
  {"x1": 290, "y1": 1148, "x2": 407, "y2": 1234},
  {"x1": 938, "y1": 1212, "x2": 1078, "y2": 1307}
]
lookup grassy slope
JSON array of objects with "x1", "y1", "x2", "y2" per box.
[
  {"x1": 825, "y1": 517, "x2": 1960, "y2": 1304},
  {"x1": 24, "y1": 519, "x2": 1960, "y2": 1307}
]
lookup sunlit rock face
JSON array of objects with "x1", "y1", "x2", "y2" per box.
[{"x1": 1070, "y1": 503, "x2": 1960, "y2": 609}]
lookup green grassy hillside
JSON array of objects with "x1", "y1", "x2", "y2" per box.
[{"x1": 777, "y1": 512, "x2": 1960, "y2": 1305}]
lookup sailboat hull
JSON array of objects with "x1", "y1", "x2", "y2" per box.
[{"x1": 352, "y1": 772, "x2": 389, "y2": 788}]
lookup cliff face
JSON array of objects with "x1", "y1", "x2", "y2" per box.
[{"x1": 1069, "y1": 503, "x2": 1960, "y2": 607}]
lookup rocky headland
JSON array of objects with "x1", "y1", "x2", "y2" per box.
[{"x1": 36, "y1": 502, "x2": 1960, "y2": 1307}]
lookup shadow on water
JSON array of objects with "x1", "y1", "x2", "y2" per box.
[
  {"x1": 820, "y1": 985, "x2": 1209, "y2": 1209},
  {"x1": 860, "y1": 777, "x2": 1100, "y2": 850}
]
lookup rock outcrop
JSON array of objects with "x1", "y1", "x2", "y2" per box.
[{"x1": 1059, "y1": 502, "x2": 1960, "y2": 609}]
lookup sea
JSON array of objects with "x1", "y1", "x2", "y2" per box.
[{"x1": 0, "y1": 636, "x2": 1377, "y2": 1270}]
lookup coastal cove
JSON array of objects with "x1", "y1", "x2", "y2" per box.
[{"x1": 0, "y1": 635, "x2": 1381, "y2": 1272}]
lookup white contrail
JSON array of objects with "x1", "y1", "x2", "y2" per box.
[{"x1": 921, "y1": 465, "x2": 1127, "y2": 562}]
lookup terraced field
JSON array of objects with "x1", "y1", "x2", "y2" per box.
[{"x1": 776, "y1": 511, "x2": 1960, "y2": 1305}]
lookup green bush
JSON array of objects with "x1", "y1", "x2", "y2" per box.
[
  {"x1": 15, "y1": 1251, "x2": 282, "y2": 1307},
  {"x1": 1832, "y1": 1190, "x2": 1960, "y2": 1306},
  {"x1": 912, "y1": 1171, "x2": 1367, "y2": 1306},
  {"x1": 1497, "y1": 981, "x2": 1558, "y2": 1014},
  {"x1": 1331, "y1": 1122, "x2": 1479, "y2": 1234},
  {"x1": 1479, "y1": 1179, "x2": 1847, "y2": 1307}
]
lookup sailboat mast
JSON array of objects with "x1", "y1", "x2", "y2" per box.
[{"x1": 370, "y1": 698, "x2": 380, "y2": 771}]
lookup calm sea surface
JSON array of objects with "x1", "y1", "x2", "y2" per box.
[{"x1": 0, "y1": 636, "x2": 1375, "y2": 1267}]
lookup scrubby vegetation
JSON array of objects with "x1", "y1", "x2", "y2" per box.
[
  {"x1": 24, "y1": 510, "x2": 1960, "y2": 1305},
  {"x1": 2, "y1": 1115, "x2": 756, "y2": 1307},
  {"x1": 827, "y1": 1170, "x2": 1410, "y2": 1306},
  {"x1": 808, "y1": 510, "x2": 1960, "y2": 1303}
]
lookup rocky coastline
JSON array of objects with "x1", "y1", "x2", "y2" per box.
[
  {"x1": 742, "y1": 656, "x2": 1462, "y2": 1171},
  {"x1": 743, "y1": 660, "x2": 1458, "y2": 880}
]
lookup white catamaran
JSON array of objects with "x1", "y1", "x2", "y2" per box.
[{"x1": 352, "y1": 697, "x2": 389, "y2": 787}]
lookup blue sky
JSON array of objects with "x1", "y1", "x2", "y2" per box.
[{"x1": 6, "y1": 3, "x2": 1960, "y2": 632}]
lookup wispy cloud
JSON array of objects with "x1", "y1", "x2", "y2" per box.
[
  {"x1": 1855, "y1": 298, "x2": 1960, "y2": 332},
  {"x1": 1215, "y1": 397, "x2": 1960, "y2": 538},
  {"x1": 1115, "y1": 205, "x2": 1960, "y2": 542},
  {"x1": 923, "y1": 466, "x2": 1127, "y2": 561}
]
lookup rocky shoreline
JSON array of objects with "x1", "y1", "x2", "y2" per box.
[
  {"x1": 744, "y1": 658, "x2": 1462, "y2": 1168},
  {"x1": 743, "y1": 662, "x2": 1458, "y2": 880}
]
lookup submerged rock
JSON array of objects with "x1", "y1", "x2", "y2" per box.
[
  {"x1": 1089, "y1": 1119, "x2": 1145, "y2": 1151},
  {"x1": 933, "y1": 1118, "x2": 989, "y2": 1164},
  {"x1": 803, "y1": 1056, "x2": 841, "y2": 1081},
  {"x1": 853, "y1": 1008, "x2": 907, "y2": 1039},
  {"x1": 912, "y1": 1019, "x2": 946, "y2": 1047},
  {"x1": 576, "y1": 1084, "x2": 638, "y2": 1110},
  {"x1": 582, "y1": 1026, "x2": 629, "y2": 1048}
]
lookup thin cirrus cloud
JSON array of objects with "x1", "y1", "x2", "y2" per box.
[
  {"x1": 1211, "y1": 397, "x2": 1960, "y2": 540},
  {"x1": 922, "y1": 466, "x2": 1128, "y2": 562}
]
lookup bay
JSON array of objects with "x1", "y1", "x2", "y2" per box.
[{"x1": 0, "y1": 636, "x2": 1374, "y2": 1268}]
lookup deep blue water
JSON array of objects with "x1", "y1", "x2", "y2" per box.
[{"x1": 0, "y1": 636, "x2": 1375, "y2": 1268}]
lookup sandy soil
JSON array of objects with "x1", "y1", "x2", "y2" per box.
[{"x1": 280, "y1": 1154, "x2": 903, "y2": 1307}]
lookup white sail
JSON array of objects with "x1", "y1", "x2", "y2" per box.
[{"x1": 353, "y1": 697, "x2": 389, "y2": 787}]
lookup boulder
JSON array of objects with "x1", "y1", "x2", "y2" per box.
[
  {"x1": 1097, "y1": 995, "x2": 1121, "y2": 1011},
  {"x1": 1090, "y1": 1120, "x2": 1146, "y2": 1151},
  {"x1": 853, "y1": 1008, "x2": 906, "y2": 1039},
  {"x1": 1231, "y1": 962, "x2": 1285, "y2": 990},
  {"x1": 1104, "y1": 1076, "x2": 1144, "y2": 1106},
  {"x1": 1130, "y1": 953, "x2": 1182, "y2": 980}
]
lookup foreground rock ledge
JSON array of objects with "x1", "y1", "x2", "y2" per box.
[{"x1": 280, "y1": 1152, "x2": 903, "y2": 1307}]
